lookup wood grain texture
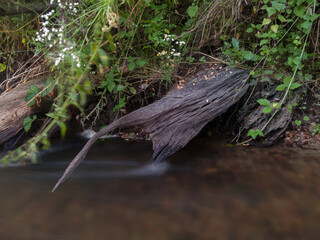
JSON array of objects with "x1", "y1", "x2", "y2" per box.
[{"x1": 0, "y1": 77, "x2": 45, "y2": 145}]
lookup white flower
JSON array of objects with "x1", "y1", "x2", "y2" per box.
[{"x1": 55, "y1": 57, "x2": 61, "y2": 66}]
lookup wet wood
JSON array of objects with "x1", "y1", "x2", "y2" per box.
[
  {"x1": 0, "y1": 77, "x2": 45, "y2": 145},
  {"x1": 53, "y1": 66, "x2": 250, "y2": 191}
]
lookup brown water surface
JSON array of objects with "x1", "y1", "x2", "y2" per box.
[{"x1": 1, "y1": 137, "x2": 320, "y2": 240}]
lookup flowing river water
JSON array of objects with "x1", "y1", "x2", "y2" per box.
[{"x1": 1, "y1": 136, "x2": 320, "y2": 240}]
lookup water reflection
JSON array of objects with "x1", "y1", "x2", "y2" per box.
[{"x1": 0, "y1": 137, "x2": 320, "y2": 240}]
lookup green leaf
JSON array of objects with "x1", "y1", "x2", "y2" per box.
[
  {"x1": 231, "y1": 37, "x2": 239, "y2": 49},
  {"x1": 56, "y1": 120, "x2": 67, "y2": 138},
  {"x1": 129, "y1": 87, "x2": 136, "y2": 94},
  {"x1": 283, "y1": 77, "x2": 291, "y2": 86},
  {"x1": 41, "y1": 137, "x2": 51, "y2": 150},
  {"x1": 272, "y1": 102, "x2": 280, "y2": 109},
  {"x1": 266, "y1": 8, "x2": 276, "y2": 16},
  {"x1": 128, "y1": 62, "x2": 136, "y2": 71},
  {"x1": 246, "y1": 28, "x2": 253, "y2": 33},
  {"x1": 83, "y1": 79, "x2": 93, "y2": 95},
  {"x1": 105, "y1": 72, "x2": 114, "y2": 81},
  {"x1": 263, "y1": 70, "x2": 274, "y2": 75},
  {"x1": 304, "y1": 73, "x2": 312, "y2": 81},
  {"x1": 257, "y1": 99, "x2": 271, "y2": 106},
  {"x1": 114, "y1": 97, "x2": 126, "y2": 111},
  {"x1": 278, "y1": 14, "x2": 287, "y2": 22},
  {"x1": 290, "y1": 83, "x2": 302, "y2": 90},
  {"x1": 42, "y1": 77, "x2": 54, "y2": 97},
  {"x1": 107, "y1": 81, "x2": 115, "y2": 93},
  {"x1": 242, "y1": 51, "x2": 259, "y2": 61},
  {"x1": 294, "y1": 5, "x2": 306, "y2": 18},
  {"x1": 116, "y1": 85, "x2": 126, "y2": 92},
  {"x1": 0, "y1": 63, "x2": 6, "y2": 72},
  {"x1": 262, "y1": 18, "x2": 271, "y2": 25},
  {"x1": 303, "y1": 116, "x2": 309, "y2": 121},
  {"x1": 262, "y1": 106, "x2": 272, "y2": 113},
  {"x1": 271, "y1": 2, "x2": 286, "y2": 11},
  {"x1": 25, "y1": 85, "x2": 39, "y2": 106},
  {"x1": 301, "y1": 21, "x2": 312, "y2": 30},
  {"x1": 276, "y1": 84, "x2": 286, "y2": 91},
  {"x1": 98, "y1": 48, "x2": 108, "y2": 66},
  {"x1": 271, "y1": 24, "x2": 279, "y2": 32},
  {"x1": 23, "y1": 115, "x2": 37, "y2": 132},
  {"x1": 295, "y1": 120, "x2": 302, "y2": 126},
  {"x1": 136, "y1": 59, "x2": 147, "y2": 66},
  {"x1": 247, "y1": 129, "x2": 264, "y2": 140},
  {"x1": 127, "y1": 56, "x2": 135, "y2": 62},
  {"x1": 105, "y1": 32, "x2": 115, "y2": 52},
  {"x1": 187, "y1": 5, "x2": 198, "y2": 18},
  {"x1": 260, "y1": 39, "x2": 268, "y2": 46},
  {"x1": 199, "y1": 56, "x2": 206, "y2": 62}
]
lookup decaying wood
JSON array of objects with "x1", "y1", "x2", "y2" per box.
[
  {"x1": 0, "y1": 77, "x2": 45, "y2": 145},
  {"x1": 53, "y1": 66, "x2": 250, "y2": 191},
  {"x1": 237, "y1": 83, "x2": 301, "y2": 145}
]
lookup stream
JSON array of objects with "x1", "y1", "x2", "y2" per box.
[{"x1": 1, "y1": 136, "x2": 320, "y2": 240}]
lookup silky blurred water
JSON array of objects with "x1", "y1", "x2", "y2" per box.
[{"x1": 1, "y1": 137, "x2": 320, "y2": 240}]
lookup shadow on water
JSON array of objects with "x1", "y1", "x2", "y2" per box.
[{"x1": 1, "y1": 136, "x2": 320, "y2": 240}]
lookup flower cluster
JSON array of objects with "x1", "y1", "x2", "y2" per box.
[
  {"x1": 157, "y1": 34, "x2": 186, "y2": 59},
  {"x1": 50, "y1": 0, "x2": 79, "y2": 14},
  {"x1": 102, "y1": 11, "x2": 119, "y2": 32},
  {"x1": 35, "y1": 1, "x2": 81, "y2": 67}
]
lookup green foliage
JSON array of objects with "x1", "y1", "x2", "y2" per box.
[
  {"x1": 311, "y1": 122, "x2": 320, "y2": 136},
  {"x1": 276, "y1": 77, "x2": 301, "y2": 91},
  {"x1": 187, "y1": 5, "x2": 199, "y2": 18},
  {"x1": 257, "y1": 98, "x2": 280, "y2": 114},
  {"x1": 0, "y1": 63, "x2": 6, "y2": 72},
  {"x1": 2, "y1": 0, "x2": 319, "y2": 163},
  {"x1": 23, "y1": 115, "x2": 37, "y2": 132},
  {"x1": 222, "y1": 0, "x2": 319, "y2": 77},
  {"x1": 295, "y1": 120, "x2": 302, "y2": 126},
  {"x1": 25, "y1": 85, "x2": 39, "y2": 106},
  {"x1": 1, "y1": 0, "x2": 199, "y2": 164},
  {"x1": 247, "y1": 129, "x2": 264, "y2": 139}
]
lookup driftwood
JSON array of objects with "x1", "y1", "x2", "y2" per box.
[
  {"x1": 0, "y1": 77, "x2": 45, "y2": 145},
  {"x1": 237, "y1": 82, "x2": 301, "y2": 145},
  {"x1": 53, "y1": 66, "x2": 250, "y2": 191}
]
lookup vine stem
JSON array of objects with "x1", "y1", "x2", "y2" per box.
[
  {"x1": 237, "y1": 0, "x2": 317, "y2": 145},
  {"x1": 261, "y1": 25, "x2": 311, "y2": 132}
]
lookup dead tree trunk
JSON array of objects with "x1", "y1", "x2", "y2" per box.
[
  {"x1": 0, "y1": 77, "x2": 46, "y2": 145},
  {"x1": 53, "y1": 66, "x2": 250, "y2": 191}
]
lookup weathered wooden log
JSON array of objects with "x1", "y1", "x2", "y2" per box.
[
  {"x1": 237, "y1": 82, "x2": 301, "y2": 145},
  {"x1": 0, "y1": 77, "x2": 45, "y2": 145},
  {"x1": 53, "y1": 66, "x2": 250, "y2": 191}
]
